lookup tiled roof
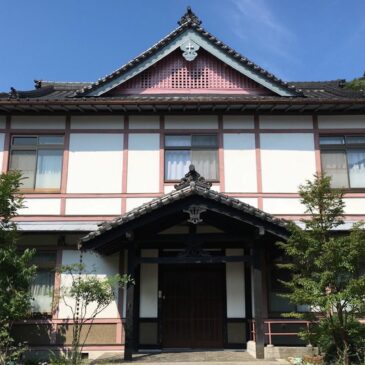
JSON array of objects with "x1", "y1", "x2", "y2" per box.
[
  {"x1": 80, "y1": 172, "x2": 288, "y2": 247},
  {"x1": 34, "y1": 80, "x2": 92, "y2": 90},
  {"x1": 290, "y1": 80, "x2": 365, "y2": 99},
  {"x1": 1, "y1": 79, "x2": 364, "y2": 102}
]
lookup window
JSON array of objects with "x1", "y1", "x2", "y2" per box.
[
  {"x1": 320, "y1": 136, "x2": 365, "y2": 189},
  {"x1": 30, "y1": 252, "x2": 57, "y2": 314},
  {"x1": 165, "y1": 134, "x2": 218, "y2": 180},
  {"x1": 10, "y1": 135, "x2": 64, "y2": 191}
]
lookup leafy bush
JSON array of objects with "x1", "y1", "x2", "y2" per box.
[
  {"x1": 278, "y1": 174, "x2": 365, "y2": 364},
  {"x1": 0, "y1": 171, "x2": 36, "y2": 365}
]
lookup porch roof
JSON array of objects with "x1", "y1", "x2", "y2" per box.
[{"x1": 80, "y1": 166, "x2": 289, "y2": 254}]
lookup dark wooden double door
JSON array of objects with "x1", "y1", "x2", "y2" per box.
[{"x1": 161, "y1": 264, "x2": 225, "y2": 348}]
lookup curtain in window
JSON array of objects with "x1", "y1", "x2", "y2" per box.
[
  {"x1": 30, "y1": 270, "x2": 55, "y2": 313},
  {"x1": 347, "y1": 150, "x2": 365, "y2": 188},
  {"x1": 321, "y1": 152, "x2": 349, "y2": 188},
  {"x1": 165, "y1": 150, "x2": 191, "y2": 180},
  {"x1": 35, "y1": 150, "x2": 63, "y2": 189},
  {"x1": 10, "y1": 150, "x2": 37, "y2": 189},
  {"x1": 192, "y1": 150, "x2": 218, "y2": 180}
]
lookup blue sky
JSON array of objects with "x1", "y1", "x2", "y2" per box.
[{"x1": 1, "y1": 0, "x2": 364, "y2": 91}]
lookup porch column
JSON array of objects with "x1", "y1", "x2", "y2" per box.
[
  {"x1": 124, "y1": 243, "x2": 136, "y2": 361},
  {"x1": 251, "y1": 244, "x2": 265, "y2": 359}
]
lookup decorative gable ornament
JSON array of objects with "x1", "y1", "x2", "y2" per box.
[
  {"x1": 183, "y1": 205, "x2": 207, "y2": 225},
  {"x1": 180, "y1": 40, "x2": 200, "y2": 61}
]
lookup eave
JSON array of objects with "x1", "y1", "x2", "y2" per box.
[{"x1": 1, "y1": 97, "x2": 365, "y2": 114}]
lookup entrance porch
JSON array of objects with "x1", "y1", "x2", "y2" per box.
[{"x1": 80, "y1": 166, "x2": 291, "y2": 360}]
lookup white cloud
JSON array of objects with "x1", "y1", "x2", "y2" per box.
[{"x1": 228, "y1": 0, "x2": 300, "y2": 66}]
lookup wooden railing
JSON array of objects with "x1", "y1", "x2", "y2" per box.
[{"x1": 249, "y1": 319, "x2": 311, "y2": 345}]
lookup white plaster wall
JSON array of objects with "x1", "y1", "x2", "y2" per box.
[
  {"x1": 67, "y1": 133, "x2": 123, "y2": 193},
  {"x1": 260, "y1": 115, "x2": 313, "y2": 129},
  {"x1": 226, "y1": 249, "x2": 245, "y2": 318},
  {"x1": 58, "y1": 250, "x2": 119, "y2": 319},
  {"x1": 318, "y1": 115, "x2": 365, "y2": 129},
  {"x1": 223, "y1": 115, "x2": 254, "y2": 129},
  {"x1": 237, "y1": 197, "x2": 258, "y2": 208},
  {"x1": 344, "y1": 198, "x2": 365, "y2": 215},
  {"x1": 11, "y1": 116, "x2": 65, "y2": 129},
  {"x1": 211, "y1": 184, "x2": 220, "y2": 192},
  {"x1": 126, "y1": 197, "x2": 155, "y2": 212},
  {"x1": 165, "y1": 115, "x2": 218, "y2": 129},
  {"x1": 129, "y1": 116, "x2": 160, "y2": 129},
  {"x1": 0, "y1": 133, "x2": 5, "y2": 168},
  {"x1": 139, "y1": 250, "x2": 158, "y2": 318},
  {"x1": 0, "y1": 116, "x2": 6, "y2": 129},
  {"x1": 224, "y1": 133, "x2": 257, "y2": 192},
  {"x1": 263, "y1": 198, "x2": 305, "y2": 215},
  {"x1": 18, "y1": 199, "x2": 61, "y2": 215},
  {"x1": 65, "y1": 198, "x2": 121, "y2": 215},
  {"x1": 164, "y1": 185, "x2": 175, "y2": 194},
  {"x1": 261, "y1": 133, "x2": 316, "y2": 193},
  {"x1": 127, "y1": 134, "x2": 159, "y2": 193},
  {"x1": 70, "y1": 116, "x2": 124, "y2": 129}
]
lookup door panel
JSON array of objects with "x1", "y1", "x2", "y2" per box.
[{"x1": 161, "y1": 264, "x2": 225, "y2": 348}]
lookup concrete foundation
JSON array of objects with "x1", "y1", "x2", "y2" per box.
[{"x1": 247, "y1": 340, "x2": 318, "y2": 360}]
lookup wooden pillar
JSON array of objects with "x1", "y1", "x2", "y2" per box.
[
  {"x1": 251, "y1": 244, "x2": 265, "y2": 359},
  {"x1": 124, "y1": 243, "x2": 136, "y2": 361},
  {"x1": 261, "y1": 250, "x2": 269, "y2": 319}
]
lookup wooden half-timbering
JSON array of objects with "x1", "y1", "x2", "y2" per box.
[{"x1": 4, "y1": 6, "x2": 364, "y2": 360}]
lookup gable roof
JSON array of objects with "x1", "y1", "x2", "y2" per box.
[
  {"x1": 75, "y1": 7, "x2": 301, "y2": 98},
  {"x1": 80, "y1": 166, "x2": 289, "y2": 253}
]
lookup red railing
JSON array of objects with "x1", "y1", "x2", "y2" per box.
[{"x1": 249, "y1": 319, "x2": 311, "y2": 345}]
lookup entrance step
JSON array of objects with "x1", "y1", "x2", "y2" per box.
[{"x1": 92, "y1": 350, "x2": 289, "y2": 364}]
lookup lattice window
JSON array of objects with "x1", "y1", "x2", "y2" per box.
[{"x1": 112, "y1": 49, "x2": 269, "y2": 93}]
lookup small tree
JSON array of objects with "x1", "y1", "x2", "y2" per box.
[
  {"x1": 57, "y1": 262, "x2": 132, "y2": 365},
  {"x1": 0, "y1": 171, "x2": 36, "y2": 365},
  {"x1": 278, "y1": 174, "x2": 365, "y2": 364}
]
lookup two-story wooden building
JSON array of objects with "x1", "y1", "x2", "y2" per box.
[{"x1": 1, "y1": 7, "x2": 365, "y2": 361}]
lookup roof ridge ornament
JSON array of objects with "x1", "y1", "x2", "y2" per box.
[
  {"x1": 9, "y1": 87, "x2": 19, "y2": 99},
  {"x1": 174, "y1": 164, "x2": 212, "y2": 191},
  {"x1": 178, "y1": 6, "x2": 202, "y2": 26}
]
